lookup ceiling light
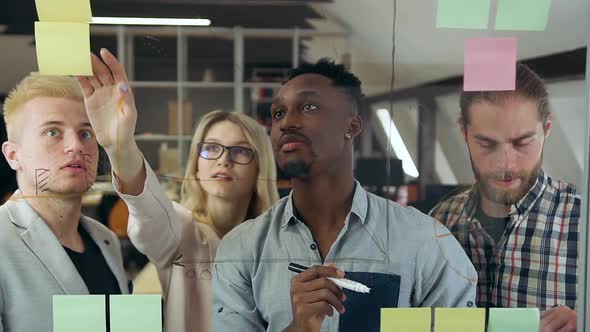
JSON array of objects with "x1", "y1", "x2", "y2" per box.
[
  {"x1": 376, "y1": 108, "x2": 420, "y2": 178},
  {"x1": 92, "y1": 17, "x2": 211, "y2": 26}
]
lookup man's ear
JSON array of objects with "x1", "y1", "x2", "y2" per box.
[
  {"x1": 459, "y1": 119, "x2": 468, "y2": 143},
  {"x1": 2, "y1": 141, "x2": 21, "y2": 171},
  {"x1": 348, "y1": 113, "x2": 363, "y2": 138},
  {"x1": 543, "y1": 113, "x2": 552, "y2": 138}
]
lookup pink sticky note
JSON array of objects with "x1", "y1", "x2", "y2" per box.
[{"x1": 464, "y1": 37, "x2": 517, "y2": 91}]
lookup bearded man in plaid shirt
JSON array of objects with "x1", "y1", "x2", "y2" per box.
[{"x1": 430, "y1": 64, "x2": 579, "y2": 332}]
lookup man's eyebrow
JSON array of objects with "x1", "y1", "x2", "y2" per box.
[
  {"x1": 39, "y1": 121, "x2": 92, "y2": 128},
  {"x1": 39, "y1": 120, "x2": 65, "y2": 127},
  {"x1": 511, "y1": 131, "x2": 536, "y2": 142},
  {"x1": 473, "y1": 134, "x2": 497, "y2": 143},
  {"x1": 271, "y1": 90, "x2": 321, "y2": 105},
  {"x1": 473, "y1": 131, "x2": 537, "y2": 144}
]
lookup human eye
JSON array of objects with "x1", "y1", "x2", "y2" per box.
[
  {"x1": 302, "y1": 103, "x2": 318, "y2": 112},
  {"x1": 477, "y1": 139, "x2": 496, "y2": 149},
  {"x1": 272, "y1": 108, "x2": 285, "y2": 120},
  {"x1": 233, "y1": 146, "x2": 253, "y2": 156},
  {"x1": 80, "y1": 130, "x2": 94, "y2": 140},
  {"x1": 45, "y1": 129, "x2": 60, "y2": 137},
  {"x1": 204, "y1": 143, "x2": 221, "y2": 152},
  {"x1": 514, "y1": 138, "x2": 533, "y2": 148}
]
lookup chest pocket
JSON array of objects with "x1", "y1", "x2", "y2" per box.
[{"x1": 338, "y1": 272, "x2": 401, "y2": 332}]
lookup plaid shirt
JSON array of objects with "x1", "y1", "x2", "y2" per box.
[{"x1": 430, "y1": 170, "x2": 579, "y2": 309}]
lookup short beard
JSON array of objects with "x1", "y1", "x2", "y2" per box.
[
  {"x1": 281, "y1": 160, "x2": 310, "y2": 179},
  {"x1": 473, "y1": 158, "x2": 541, "y2": 206}
]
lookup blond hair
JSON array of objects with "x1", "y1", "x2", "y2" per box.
[
  {"x1": 3, "y1": 73, "x2": 83, "y2": 140},
  {"x1": 181, "y1": 110, "x2": 279, "y2": 225}
]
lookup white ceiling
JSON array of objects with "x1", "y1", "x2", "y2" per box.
[
  {"x1": 306, "y1": 0, "x2": 589, "y2": 94},
  {"x1": 305, "y1": 1, "x2": 588, "y2": 188}
]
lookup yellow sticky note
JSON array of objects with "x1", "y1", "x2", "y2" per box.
[
  {"x1": 381, "y1": 308, "x2": 431, "y2": 332},
  {"x1": 435, "y1": 308, "x2": 486, "y2": 332},
  {"x1": 35, "y1": 0, "x2": 92, "y2": 22},
  {"x1": 35, "y1": 22, "x2": 92, "y2": 76}
]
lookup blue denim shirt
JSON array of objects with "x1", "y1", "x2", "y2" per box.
[{"x1": 213, "y1": 181, "x2": 477, "y2": 331}]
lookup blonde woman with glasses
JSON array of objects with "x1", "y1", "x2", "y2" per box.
[{"x1": 77, "y1": 48, "x2": 279, "y2": 332}]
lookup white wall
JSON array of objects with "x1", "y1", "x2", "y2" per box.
[
  {"x1": 370, "y1": 80, "x2": 586, "y2": 189},
  {"x1": 307, "y1": 0, "x2": 589, "y2": 95},
  {"x1": 432, "y1": 80, "x2": 586, "y2": 188}
]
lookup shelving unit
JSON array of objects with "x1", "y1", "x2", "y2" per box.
[
  {"x1": 134, "y1": 134, "x2": 192, "y2": 142},
  {"x1": 91, "y1": 25, "x2": 349, "y2": 173}
]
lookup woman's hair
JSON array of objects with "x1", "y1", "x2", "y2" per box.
[{"x1": 180, "y1": 110, "x2": 279, "y2": 224}]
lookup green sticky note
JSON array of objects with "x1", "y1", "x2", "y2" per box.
[
  {"x1": 488, "y1": 308, "x2": 540, "y2": 332},
  {"x1": 35, "y1": 0, "x2": 92, "y2": 22},
  {"x1": 381, "y1": 308, "x2": 431, "y2": 332},
  {"x1": 34, "y1": 21, "x2": 92, "y2": 76},
  {"x1": 436, "y1": 0, "x2": 491, "y2": 29},
  {"x1": 495, "y1": 0, "x2": 551, "y2": 31},
  {"x1": 434, "y1": 308, "x2": 485, "y2": 332},
  {"x1": 110, "y1": 295, "x2": 162, "y2": 332},
  {"x1": 53, "y1": 295, "x2": 106, "y2": 332}
]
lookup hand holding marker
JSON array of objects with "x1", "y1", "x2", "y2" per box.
[{"x1": 288, "y1": 263, "x2": 371, "y2": 294}]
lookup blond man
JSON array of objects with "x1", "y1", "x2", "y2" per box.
[{"x1": 0, "y1": 73, "x2": 129, "y2": 332}]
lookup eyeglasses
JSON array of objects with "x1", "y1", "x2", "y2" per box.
[{"x1": 197, "y1": 142, "x2": 256, "y2": 165}]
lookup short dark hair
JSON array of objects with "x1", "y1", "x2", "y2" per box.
[
  {"x1": 459, "y1": 63, "x2": 550, "y2": 126},
  {"x1": 285, "y1": 58, "x2": 364, "y2": 113}
]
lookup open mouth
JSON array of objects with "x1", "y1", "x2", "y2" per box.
[
  {"x1": 212, "y1": 173, "x2": 233, "y2": 181},
  {"x1": 62, "y1": 160, "x2": 85, "y2": 172}
]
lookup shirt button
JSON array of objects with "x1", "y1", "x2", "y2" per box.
[
  {"x1": 467, "y1": 301, "x2": 474, "y2": 307},
  {"x1": 200, "y1": 270, "x2": 212, "y2": 280},
  {"x1": 218, "y1": 307, "x2": 224, "y2": 313},
  {"x1": 310, "y1": 243, "x2": 317, "y2": 250},
  {"x1": 104, "y1": 240, "x2": 110, "y2": 245}
]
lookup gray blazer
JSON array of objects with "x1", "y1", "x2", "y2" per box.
[{"x1": 0, "y1": 195, "x2": 129, "y2": 332}]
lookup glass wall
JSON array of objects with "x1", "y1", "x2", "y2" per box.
[{"x1": 0, "y1": 0, "x2": 589, "y2": 330}]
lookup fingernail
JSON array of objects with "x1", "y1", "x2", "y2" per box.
[{"x1": 120, "y1": 83, "x2": 128, "y2": 92}]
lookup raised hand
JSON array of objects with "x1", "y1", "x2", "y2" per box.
[
  {"x1": 77, "y1": 48, "x2": 145, "y2": 194},
  {"x1": 77, "y1": 48, "x2": 137, "y2": 154}
]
